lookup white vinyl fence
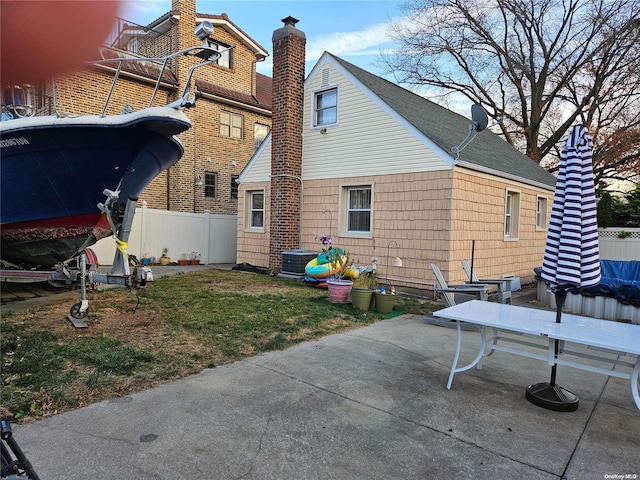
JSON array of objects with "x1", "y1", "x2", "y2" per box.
[
  {"x1": 91, "y1": 215, "x2": 636, "y2": 267},
  {"x1": 598, "y1": 228, "x2": 640, "y2": 261},
  {"x1": 91, "y1": 204, "x2": 237, "y2": 265}
]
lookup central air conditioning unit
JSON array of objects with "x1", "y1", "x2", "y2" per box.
[{"x1": 281, "y1": 249, "x2": 318, "y2": 276}]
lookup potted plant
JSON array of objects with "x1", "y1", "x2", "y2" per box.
[
  {"x1": 316, "y1": 234, "x2": 353, "y2": 303},
  {"x1": 350, "y1": 272, "x2": 378, "y2": 311},
  {"x1": 178, "y1": 253, "x2": 189, "y2": 266},
  {"x1": 375, "y1": 285, "x2": 397, "y2": 314},
  {"x1": 159, "y1": 248, "x2": 170, "y2": 266},
  {"x1": 189, "y1": 252, "x2": 201, "y2": 265}
]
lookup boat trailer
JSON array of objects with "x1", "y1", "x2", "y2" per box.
[{"x1": 1, "y1": 195, "x2": 151, "y2": 325}]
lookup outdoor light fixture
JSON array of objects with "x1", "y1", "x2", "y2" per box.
[{"x1": 195, "y1": 21, "x2": 214, "y2": 41}]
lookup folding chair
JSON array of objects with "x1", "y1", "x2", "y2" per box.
[
  {"x1": 430, "y1": 263, "x2": 489, "y2": 307},
  {"x1": 461, "y1": 260, "x2": 512, "y2": 304}
]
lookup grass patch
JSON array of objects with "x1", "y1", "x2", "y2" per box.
[{"x1": 1, "y1": 268, "x2": 439, "y2": 421}]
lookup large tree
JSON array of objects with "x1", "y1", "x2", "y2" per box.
[{"x1": 382, "y1": 0, "x2": 640, "y2": 188}]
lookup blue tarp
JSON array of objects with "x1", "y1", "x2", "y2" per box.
[
  {"x1": 583, "y1": 260, "x2": 640, "y2": 306},
  {"x1": 535, "y1": 260, "x2": 640, "y2": 307}
]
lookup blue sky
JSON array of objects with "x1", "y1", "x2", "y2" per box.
[{"x1": 119, "y1": 0, "x2": 404, "y2": 78}]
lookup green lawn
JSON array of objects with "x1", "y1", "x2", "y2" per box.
[{"x1": 1, "y1": 268, "x2": 439, "y2": 420}]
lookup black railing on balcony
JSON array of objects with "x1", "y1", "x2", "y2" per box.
[{"x1": 104, "y1": 16, "x2": 174, "y2": 61}]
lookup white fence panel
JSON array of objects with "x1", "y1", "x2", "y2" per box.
[
  {"x1": 207, "y1": 214, "x2": 238, "y2": 263},
  {"x1": 91, "y1": 205, "x2": 237, "y2": 265},
  {"x1": 598, "y1": 228, "x2": 640, "y2": 261}
]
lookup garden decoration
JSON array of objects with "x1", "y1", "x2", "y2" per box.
[
  {"x1": 313, "y1": 234, "x2": 355, "y2": 302},
  {"x1": 374, "y1": 285, "x2": 396, "y2": 313},
  {"x1": 160, "y1": 247, "x2": 170, "y2": 265}
]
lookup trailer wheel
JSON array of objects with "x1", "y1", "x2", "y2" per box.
[{"x1": 70, "y1": 303, "x2": 89, "y2": 319}]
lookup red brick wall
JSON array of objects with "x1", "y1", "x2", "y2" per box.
[{"x1": 269, "y1": 18, "x2": 306, "y2": 272}]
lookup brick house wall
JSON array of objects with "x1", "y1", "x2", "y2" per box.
[{"x1": 40, "y1": 0, "x2": 271, "y2": 215}]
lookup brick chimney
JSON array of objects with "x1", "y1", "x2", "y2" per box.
[
  {"x1": 169, "y1": 0, "x2": 198, "y2": 212},
  {"x1": 269, "y1": 17, "x2": 306, "y2": 273}
]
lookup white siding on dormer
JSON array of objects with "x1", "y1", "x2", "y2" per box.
[
  {"x1": 240, "y1": 139, "x2": 271, "y2": 183},
  {"x1": 302, "y1": 57, "x2": 451, "y2": 181}
]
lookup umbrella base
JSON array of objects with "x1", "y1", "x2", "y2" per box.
[{"x1": 526, "y1": 382, "x2": 579, "y2": 412}]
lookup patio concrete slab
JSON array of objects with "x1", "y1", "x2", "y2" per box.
[{"x1": 11, "y1": 314, "x2": 639, "y2": 480}]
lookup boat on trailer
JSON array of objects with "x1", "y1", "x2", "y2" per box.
[{"x1": 0, "y1": 22, "x2": 222, "y2": 321}]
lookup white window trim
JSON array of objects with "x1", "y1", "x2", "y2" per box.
[
  {"x1": 338, "y1": 182, "x2": 374, "y2": 238},
  {"x1": 536, "y1": 195, "x2": 548, "y2": 231},
  {"x1": 504, "y1": 189, "x2": 521, "y2": 241},
  {"x1": 207, "y1": 40, "x2": 231, "y2": 68},
  {"x1": 311, "y1": 86, "x2": 339, "y2": 130},
  {"x1": 245, "y1": 189, "x2": 265, "y2": 232}
]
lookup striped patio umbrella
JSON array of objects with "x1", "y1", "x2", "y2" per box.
[{"x1": 527, "y1": 125, "x2": 601, "y2": 412}]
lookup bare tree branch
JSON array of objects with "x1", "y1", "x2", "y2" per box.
[{"x1": 381, "y1": 0, "x2": 640, "y2": 185}]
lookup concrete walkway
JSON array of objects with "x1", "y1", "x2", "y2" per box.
[{"x1": 11, "y1": 307, "x2": 640, "y2": 479}]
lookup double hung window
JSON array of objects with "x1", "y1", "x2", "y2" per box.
[{"x1": 314, "y1": 88, "x2": 337, "y2": 127}]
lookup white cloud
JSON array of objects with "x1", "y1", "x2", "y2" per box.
[
  {"x1": 256, "y1": 21, "x2": 396, "y2": 76},
  {"x1": 305, "y1": 21, "x2": 392, "y2": 61},
  {"x1": 118, "y1": 0, "x2": 169, "y2": 25}
]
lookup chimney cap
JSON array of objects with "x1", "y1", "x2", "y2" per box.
[{"x1": 281, "y1": 16, "x2": 299, "y2": 26}]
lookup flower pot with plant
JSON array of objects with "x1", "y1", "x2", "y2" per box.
[
  {"x1": 160, "y1": 248, "x2": 170, "y2": 265},
  {"x1": 375, "y1": 285, "x2": 397, "y2": 314},
  {"x1": 178, "y1": 253, "x2": 189, "y2": 266},
  {"x1": 316, "y1": 234, "x2": 353, "y2": 303},
  {"x1": 351, "y1": 272, "x2": 378, "y2": 311}
]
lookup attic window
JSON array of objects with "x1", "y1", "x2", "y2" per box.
[{"x1": 314, "y1": 88, "x2": 337, "y2": 127}]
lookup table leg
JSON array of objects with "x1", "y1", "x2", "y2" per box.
[{"x1": 447, "y1": 321, "x2": 488, "y2": 389}]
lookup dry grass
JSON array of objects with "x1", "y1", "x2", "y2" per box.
[{"x1": 1, "y1": 268, "x2": 438, "y2": 421}]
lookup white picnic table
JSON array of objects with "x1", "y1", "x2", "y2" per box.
[{"x1": 433, "y1": 300, "x2": 640, "y2": 410}]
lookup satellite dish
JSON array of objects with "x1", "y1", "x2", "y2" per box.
[
  {"x1": 471, "y1": 104, "x2": 488, "y2": 132},
  {"x1": 451, "y1": 103, "x2": 489, "y2": 159}
]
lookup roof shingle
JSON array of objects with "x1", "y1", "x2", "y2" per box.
[{"x1": 330, "y1": 54, "x2": 556, "y2": 188}]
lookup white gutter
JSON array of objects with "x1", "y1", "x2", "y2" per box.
[{"x1": 456, "y1": 160, "x2": 555, "y2": 191}]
